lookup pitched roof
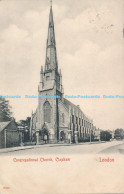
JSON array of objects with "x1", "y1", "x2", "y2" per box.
[
  {"x1": 61, "y1": 98, "x2": 93, "y2": 122},
  {"x1": 0, "y1": 121, "x2": 11, "y2": 132}
]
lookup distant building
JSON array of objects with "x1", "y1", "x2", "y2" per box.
[
  {"x1": 30, "y1": 4, "x2": 94, "y2": 144},
  {"x1": 108, "y1": 130, "x2": 114, "y2": 139},
  {"x1": 94, "y1": 127, "x2": 100, "y2": 140},
  {"x1": 0, "y1": 120, "x2": 19, "y2": 148}
]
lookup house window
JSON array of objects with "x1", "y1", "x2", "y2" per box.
[
  {"x1": 44, "y1": 101, "x2": 51, "y2": 123},
  {"x1": 62, "y1": 113, "x2": 64, "y2": 124}
]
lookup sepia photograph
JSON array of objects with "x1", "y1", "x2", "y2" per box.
[{"x1": 0, "y1": 0, "x2": 124, "y2": 193}]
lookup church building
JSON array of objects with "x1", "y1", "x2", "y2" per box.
[{"x1": 30, "y1": 3, "x2": 94, "y2": 144}]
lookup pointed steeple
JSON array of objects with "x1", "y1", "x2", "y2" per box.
[
  {"x1": 39, "y1": 1, "x2": 63, "y2": 95},
  {"x1": 47, "y1": 6, "x2": 55, "y2": 46},
  {"x1": 45, "y1": 1, "x2": 58, "y2": 72},
  {"x1": 49, "y1": 2, "x2": 54, "y2": 27}
]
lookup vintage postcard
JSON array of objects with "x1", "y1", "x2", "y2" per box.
[{"x1": 0, "y1": 0, "x2": 124, "y2": 193}]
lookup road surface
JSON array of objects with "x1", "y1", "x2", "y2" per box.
[{"x1": 0, "y1": 140, "x2": 124, "y2": 155}]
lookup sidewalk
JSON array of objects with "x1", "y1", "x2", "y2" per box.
[{"x1": 0, "y1": 141, "x2": 107, "y2": 154}]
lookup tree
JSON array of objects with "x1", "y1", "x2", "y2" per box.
[
  {"x1": 18, "y1": 117, "x2": 31, "y2": 128},
  {"x1": 87, "y1": 133, "x2": 95, "y2": 141},
  {"x1": 114, "y1": 128, "x2": 124, "y2": 139},
  {"x1": 100, "y1": 130, "x2": 112, "y2": 141},
  {"x1": 0, "y1": 97, "x2": 13, "y2": 122},
  {"x1": 17, "y1": 117, "x2": 31, "y2": 142}
]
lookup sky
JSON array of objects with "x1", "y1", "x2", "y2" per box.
[{"x1": 0, "y1": 0, "x2": 124, "y2": 130}]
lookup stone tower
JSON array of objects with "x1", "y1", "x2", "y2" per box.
[
  {"x1": 37, "y1": 3, "x2": 63, "y2": 143},
  {"x1": 31, "y1": 1, "x2": 94, "y2": 145}
]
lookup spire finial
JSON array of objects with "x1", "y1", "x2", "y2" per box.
[{"x1": 50, "y1": 0, "x2": 52, "y2": 8}]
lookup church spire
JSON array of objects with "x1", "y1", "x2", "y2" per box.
[
  {"x1": 45, "y1": 1, "x2": 58, "y2": 72},
  {"x1": 50, "y1": 0, "x2": 52, "y2": 8},
  {"x1": 39, "y1": 1, "x2": 63, "y2": 95},
  {"x1": 49, "y1": 0, "x2": 53, "y2": 28}
]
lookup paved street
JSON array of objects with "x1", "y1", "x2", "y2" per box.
[{"x1": 0, "y1": 140, "x2": 124, "y2": 155}]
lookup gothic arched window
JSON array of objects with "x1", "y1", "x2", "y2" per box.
[{"x1": 44, "y1": 101, "x2": 51, "y2": 123}]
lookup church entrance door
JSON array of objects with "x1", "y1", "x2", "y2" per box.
[
  {"x1": 43, "y1": 129, "x2": 49, "y2": 144},
  {"x1": 60, "y1": 131, "x2": 66, "y2": 142}
]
